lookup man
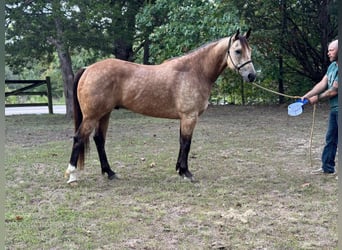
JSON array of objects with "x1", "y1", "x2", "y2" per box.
[{"x1": 302, "y1": 39, "x2": 338, "y2": 175}]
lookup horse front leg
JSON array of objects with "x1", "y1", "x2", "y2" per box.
[
  {"x1": 93, "y1": 113, "x2": 116, "y2": 180},
  {"x1": 176, "y1": 116, "x2": 197, "y2": 182}
]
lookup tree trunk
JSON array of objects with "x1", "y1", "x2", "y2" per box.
[
  {"x1": 143, "y1": 37, "x2": 151, "y2": 65},
  {"x1": 278, "y1": 0, "x2": 286, "y2": 104},
  {"x1": 240, "y1": 79, "x2": 245, "y2": 105},
  {"x1": 49, "y1": 17, "x2": 74, "y2": 118},
  {"x1": 56, "y1": 46, "x2": 74, "y2": 118},
  {"x1": 318, "y1": 0, "x2": 329, "y2": 74},
  {"x1": 114, "y1": 39, "x2": 134, "y2": 61},
  {"x1": 278, "y1": 55, "x2": 285, "y2": 104}
]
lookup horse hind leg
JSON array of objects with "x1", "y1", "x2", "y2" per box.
[
  {"x1": 93, "y1": 113, "x2": 116, "y2": 180},
  {"x1": 65, "y1": 132, "x2": 83, "y2": 184},
  {"x1": 65, "y1": 119, "x2": 95, "y2": 184}
]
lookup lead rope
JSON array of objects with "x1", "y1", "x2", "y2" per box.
[
  {"x1": 250, "y1": 81, "x2": 316, "y2": 167},
  {"x1": 251, "y1": 81, "x2": 301, "y2": 99},
  {"x1": 309, "y1": 104, "x2": 316, "y2": 168}
]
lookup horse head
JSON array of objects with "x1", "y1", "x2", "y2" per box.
[{"x1": 227, "y1": 29, "x2": 256, "y2": 82}]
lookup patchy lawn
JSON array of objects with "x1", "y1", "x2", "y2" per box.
[{"x1": 5, "y1": 105, "x2": 337, "y2": 249}]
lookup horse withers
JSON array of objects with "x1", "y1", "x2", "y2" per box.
[{"x1": 65, "y1": 29, "x2": 256, "y2": 184}]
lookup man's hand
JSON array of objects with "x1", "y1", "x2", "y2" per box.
[{"x1": 308, "y1": 95, "x2": 319, "y2": 104}]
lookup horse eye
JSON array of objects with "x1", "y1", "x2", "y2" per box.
[{"x1": 235, "y1": 50, "x2": 242, "y2": 55}]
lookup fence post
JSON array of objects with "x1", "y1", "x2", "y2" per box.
[{"x1": 46, "y1": 76, "x2": 53, "y2": 114}]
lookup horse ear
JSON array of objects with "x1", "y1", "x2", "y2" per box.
[
  {"x1": 234, "y1": 29, "x2": 240, "y2": 40},
  {"x1": 245, "y1": 28, "x2": 252, "y2": 39}
]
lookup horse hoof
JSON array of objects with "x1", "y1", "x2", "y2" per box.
[
  {"x1": 108, "y1": 173, "x2": 118, "y2": 180},
  {"x1": 65, "y1": 164, "x2": 76, "y2": 178},
  {"x1": 65, "y1": 164, "x2": 78, "y2": 184},
  {"x1": 68, "y1": 181, "x2": 78, "y2": 187},
  {"x1": 181, "y1": 174, "x2": 197, "y2": 183}
]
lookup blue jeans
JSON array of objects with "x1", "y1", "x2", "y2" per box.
[{"x1": 321, "y1": 110, "x2": 338, "y2": 173}]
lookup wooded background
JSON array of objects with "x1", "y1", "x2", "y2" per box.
[{"x1": 5, "y1": 0, "x2": 338, "y2": 117}]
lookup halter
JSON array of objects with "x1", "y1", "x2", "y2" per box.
[{"x1": 227, "y1": 36, "x2": 253, "y2": 71}]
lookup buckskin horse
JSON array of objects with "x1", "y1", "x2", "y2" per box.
[{"x1": 65, "y1": 29, "x2": 256, "y2": 184}]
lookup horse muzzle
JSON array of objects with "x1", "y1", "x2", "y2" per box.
[{"x1": 247, "y1": 72, "x2": 256, "y2": 82}]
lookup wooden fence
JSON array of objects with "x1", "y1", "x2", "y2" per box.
[{"x1": 5, "y1": 77, "x2": 53, "y2": 114}]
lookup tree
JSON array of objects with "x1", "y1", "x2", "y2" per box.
[
  {"x1": 6, "y1": 1, "x2": 83, "y2": 117},
  {"x1": 136, "y1": 0, "x2": 242, "y2": 64},
  {"x1": 231, "y1": 0, "x2": 338, "y2": 103},
  {"x1": 76, "y1": 0, "x2": 145, "y2": 61},
  {"x1": 5, "y1": 0, "x2": 144, "y2": 117}
]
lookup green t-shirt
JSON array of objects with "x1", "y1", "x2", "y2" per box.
[{"x1": 326, "y1": 61, "x2": 338, "y2": 111}]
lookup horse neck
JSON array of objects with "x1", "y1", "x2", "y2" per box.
[{"x1": 186, "y1": 38, "x2": 229, "y2": 83}]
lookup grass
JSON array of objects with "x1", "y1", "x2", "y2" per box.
[{"x1": 5, "y1": 105, "x2": 337, "y2": 249}]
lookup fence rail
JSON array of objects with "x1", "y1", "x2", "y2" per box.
[{"x1": 5, "y1": 77, "x2": 53, "y2": 114}]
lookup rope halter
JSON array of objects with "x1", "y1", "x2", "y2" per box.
[{"x1": 227, "y1": 36, "x2": 253, "y2": 71}]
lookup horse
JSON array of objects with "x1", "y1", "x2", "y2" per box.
[{"x1": 65, "y1": 29, "x2": 256, "y2": 184}]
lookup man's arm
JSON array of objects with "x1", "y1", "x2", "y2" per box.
[
  {"x1": 303, "y1": 75, "x2": 329, "y2": 99},
  {"x1": 317, "y1": 80, "x2": 338, "y2": 101}
]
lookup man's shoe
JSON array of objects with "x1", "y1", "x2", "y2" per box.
[
  {"x1": 310, "y1": 168, "x2": 335, "y2": 175},
  {"x1": 311, "y1": 168, "x2": 324, "y2": 174}
]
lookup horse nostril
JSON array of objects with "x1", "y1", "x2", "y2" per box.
[{"x1": 248, "y1": 73, "x2": 256, "y2": 82}]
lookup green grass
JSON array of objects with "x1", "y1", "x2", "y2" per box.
[{"x1": 5, "y1": 105, "x2": 337, "y2": 249}]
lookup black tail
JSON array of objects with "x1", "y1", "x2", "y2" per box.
[{"x1": 73, "y1": 68, "x2": 88, "y2": 170}]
